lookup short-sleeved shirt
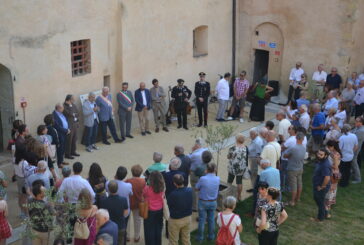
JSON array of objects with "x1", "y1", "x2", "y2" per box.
[
  {"x1": 189, "y1": 147, "x2": 208, "y2": 171},
  {"x1": 97, "y1": 220, "x2": 118, "y2": 245},
  {"x1": 261, "y1": 202, "x2": 284, "y2": 232},
  {"x1": 312, "y1": 112, "x2": 325, "y2": 136},
  {"x1": 0, "y1": 171, "x2": 7, "y2": 199},
  {"x1": 106, "y1": 180, "x2": 133, "y2": 215},
  {"x1": 339, "y1": 133, "x2": 358, "y2": 161},
  {"x1": 260, "y1": 142, "x2": 281, "y2": 174},
  {"x1": 99, "y1": 195, "x2": 128, "y2": 229},
  {"x1": 326, "y1": 74, "x2": 342, "y2": 89},
  {"x1": 142, "y1": 186, "x2": 164, "y2": 211},
  {"x1": 312, "y1": 158, "x2": 332, "y2": 189},
  {"x1": 260, "y1": 167, "x2": 280, "y2": 190},
  {"x1": 296, "y1": 98, "x2": 310, "y2": 109},
  {"x1": 299, "y1": 112, "x2": 310, "y2": 130},
  {"x1": 216, "y1": 213, "x2": 241, "y2": 245},
  {"x1": 125, "y1": 177, "x2": 146, "y2": 210},
  {"x1": 227, "y1": 145, "x2": 248, "y2": 176},
  {"x1": 147, "y1": 162, "x2": 168, "y2": 173},
  {"x1": 334, "y1": 110, "x2": 346, "y2": 128},
  {"x1": 167, "y1": 187, "x2": 193, "y2": 219},
  {"x1": 196, "y1": 173, "x2": 220, "y2": 200},
  {"x1": 28, "y1": 199, "x2": 54, "y2": 232},
  {"x1": 341, "y1": 88, "x2": 355, "y2": 102},
  {"x1": 285, "y1": 144, "x2": 306, "y2": 171},
  {"x1": 26, "y1": 173, "x2": 50, "y2": 189},
  {"x1": 278, "y1": 119, "x2": 291, "y2": 141}
]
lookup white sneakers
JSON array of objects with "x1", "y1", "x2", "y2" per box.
[
  {"x1": 239, "y1": 118, "x2": 244, "y2": 123},
  {"x1": 227, "y1": 117, "x2": 233, "y2": 121}
]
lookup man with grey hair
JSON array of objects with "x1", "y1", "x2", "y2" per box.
[
  {"x1": 96, "y1": 233, "x2": 114, "y2": 245},
  {"x1": 287, "y1": 61, "x2": 304, "y2": 104},
  {"x1": 96, "y1": 86, "x2": 123, "y2": 145},
  {"x1": 174, "y1": 145, "x2": 191, "y2": 186},
  {"x1": 312, "y1": 64, "x2": 327, "y2": 87},
  {"x1": 259, "y1": 127, "x2": 268, "y2": 145},
  {"x1": 146, "y1": 152, "x2": 168, "y2": 175},
  {"x1": 82, "y1": 91, "x2": 99, "y2": 152},
  {"x1": 276, "y1": 110, "x2": 291, "y2": 142},
  {"x1": 53, "y1": 103, "x2": 70, "y2": 167},
  {"x1": 338, "y1": 124, "x2": 358, "y2": 187},
  {"x1": 189, "y1": 138, "x2": 208, "y2": 211},
  {"x1": 323, "y1": 90, "x2": 338, "y2": 115},
  {"x1": 299, "y1": 104, "x2": 310, "y2": 130},
  {"x1": 117, "y1": 82, "x2": 135, "y2": 141},
  {"x1": 284, "y1": 132, "x2": 306, "y2": 206},
  {"x1": 259, "y1": 159, "x2": 280, "y2": 190},
  {"x1": 135, "y1": 82, "x2": 152, "y2": 136},
  {"x1": 96, "y1": 209, "x2": 118, "y2": 245},
  {"x1": 163, "y1": 157, "x2": 187, "y2": 197},
  {"x1": 26, "y1": 160, "x2": 50, "y2": 195},
  {"x1": 247, "y1": 127, "x2": 264, "y2": 192}
]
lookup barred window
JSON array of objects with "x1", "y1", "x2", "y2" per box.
[{"x1": 70, "y1": 39, "x2": 91, "y2": 77}]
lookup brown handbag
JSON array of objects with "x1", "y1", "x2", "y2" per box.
[{"x1": 139, "y1": 201, "x2": 149, "y2": 219}]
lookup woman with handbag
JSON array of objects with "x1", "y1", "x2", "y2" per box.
[
  {"x1": 142, "y1": 171, "x2": 165, "y2": 245},
  {"x1": 227, "y1": 134, "x2": 250, "y2": 201},
  {"x1": 74, "y1": 189, "x2": 97, "y2": 245}
]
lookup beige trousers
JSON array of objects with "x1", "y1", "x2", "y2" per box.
[
  {"x1": 152, "y1": 102, "x2": 166, "y2": 128},
  {"x1": 32, "y1": 229, "x2": 52, "y2": 245},
  {"x1": 168, "y1": 216, "x2": 191, "y2": 245},
  {"x1": 126, "y1": 208, "x2": 143, "y2": 240},
  {"x1": 137, "y1": 109, "x2": 149, "y2": 132}
]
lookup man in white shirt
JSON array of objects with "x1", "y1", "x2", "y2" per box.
[
  {"x1": 354, "y1": 80, "x2": 364, "y2": 118},
  {"x1": 312, "y1": 64, "x2": 327, "y2": 86},
  {"x1": 58, "y1": 162, "x2": 95, "y2": 203},
  {"x1": 276, "y1": 111, "x2": 291, "y2": 143},
  {"x1": 215, "y1": 73, "x2": 231, "y2": 121},
  {"x1": 339, "y1": 124, "x2": 358, "y2": 187},
  {"x1": 299, "y1": 104, "x2": 310, "y2": 130},
  {"x1": 260, "y1": 130, "x2": 281, "y2": 172},
  {"x1": 323, "y1": 90, "x2": 339, "y2": 115},
  {"x1": 287, "y1": 62, "x2": 304, "y2": 104}
]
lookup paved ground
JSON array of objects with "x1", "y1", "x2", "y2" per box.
[{"x1": 3, "y1": 102, "x2": 279, "y2": 244}]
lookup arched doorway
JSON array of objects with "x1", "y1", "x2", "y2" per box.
[
  {"x1": 0, "y1": 64, "x2": 15, "y2": 151},
  {"x1": 251, "y1": 22, "x2": 284, "y2": 86}
]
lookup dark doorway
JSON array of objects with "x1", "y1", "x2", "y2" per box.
[
  {"x1": 0, "y1": 64, "x2": 15, "y2": 151},
  {"x1": 253, "y1": 49, "x2": 269, "y2": 84}
]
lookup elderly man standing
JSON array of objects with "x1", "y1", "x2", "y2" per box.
[
  {"x1": 353, "y1": 80, "x2": 364, "y2": 118},
  {"x1": 174, "y1": 145, "x2": 191, "y2": 187},
  {"x1": 259, "y1": 159, "x2": 281, "y2": 190},
  {"x1": 53, "y1": 103, "x2": 70, "y2": 168},
  {"x1": 26, "y1": 161, "x2": 50, "y2": 194},
  {"x1": 196, "y1": 163, "x2": 220, "y2": 242},
  {"x1": 63, "y1": 94, "x2": 80, "y2": 159},
  {"x1": 117, "y1": 82, "x2": 134, "y2": 141},
  {"x1": 82, "y1": 92, "x2": 99, "y2": 152},
  {"x1": 323, "y1": 90, "x2": 339, "y2": 115},
  {"x1": 326, "y1": 67, "x2": 342, "y2": 91},
  {"x1": 135, "y1": 82, "x2": 152, "y2": 136},
  {"x1": 287, "y1": 62, "x2": 304, "y2": 104},
  {"x1": 96, "y1": 86, "x2": 122, "y2": 145},
  {"x1": 189, "y1": 138, "x2": 208, "y2": 211},
  {"x1": 96, "y1": 209, "x2": 119, "y2": 245},
  {"x1": 312, "y1": 64, "x2": 327, "y2": 98},
  {"x1": 228, "y1": 70, "x2": 250, "y2": 123},
  {"x1": 299, "y1": 104, "x2": 310, "y2": 131},
  {"x1": 352, "y1": 117, "x2": 364, "y2": 184},
  {"x1": 150, "y1": 79, "x2": 169, "y2": 133},
  {"x1": 167, "y1": 174, "x2": 193, "y2": 245},
  {"x1": 276, "y1": 111, "x2": 291, "y2": 143},
  {"x1": 247, "y1": 127, "x2": 264, "y2": 192},
  {"x1": 309, "y1": 104, "x2": 325, "y2": 155},
  {"x1": 163, "y1": 158, "x2": 187, "y2": 197},
  {"x1": 215, "y1": 73, "x2": 231, "y2": 121}
]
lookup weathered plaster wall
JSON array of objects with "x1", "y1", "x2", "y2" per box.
[
  {"x1": 0, "y1": 0, "x2": 123, "y2": 135},
  {"x1": 238, "y1": 0, "x2": 364, "y2": 93}
]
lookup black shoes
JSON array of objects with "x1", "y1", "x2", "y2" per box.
[
  {"x1": 65, "y1": 155, "x2": 74, "y2": 160},
  {"x1": 145, "y1": 131, "x2": 152, "y2": 134},
  {"x1": 162, "y1": 127, "x2": 169, "y2": 132},
  {"x1": 71, "y1": 152, "x2": 80, "y2": 157},
  {"x1": 142, "y1": 132, "x2": 146, "y2": 136},
  {"x1": 126, "y1": 135, "x2": 134, "y2": 138},
  {"x1": 103, "y1": 141, "x2": 111, "y2": 145}
]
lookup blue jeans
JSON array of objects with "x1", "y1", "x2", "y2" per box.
[
  {"x1": 100, "y1": 118, "x2": 119, "y2": 142},
  {"x1": 197, "y1": 200, "x2": 217, "y2": 241},
  {"x1": 85, "y1": 119, "x2": 98, "y2": 147},
  {"x1": 313, "y1": 187, "x2": 329, "y2": 221}
]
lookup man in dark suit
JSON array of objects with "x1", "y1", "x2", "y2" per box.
[
  {"x1": 52, "y1": 103, "x2": 70, "y2": 168},
  {"x1": 117, "y1": 82, "x2": 135, "y2": 141},
  {"x1": 63, "y1": 94, "x2": 80, "y2": 159},
  {"x1": 194, "y1": 72, "x2": 210, "y2": 127},
  {"x1": 135, "y1": 82, "x2": 152, "y2": 136},
  {"x1": 171, "y1": 79, "x2": 192, "y2": 129}
]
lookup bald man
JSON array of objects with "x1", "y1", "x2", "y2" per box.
[{"x1": 135, "y1": 82, "x2": 152, "y2": 135}]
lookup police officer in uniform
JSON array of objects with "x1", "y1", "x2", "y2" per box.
[
  {"x1": 171, "y1": 79, "x2": 192, "y2": 129},
  {"x1": 194, "y1": 72, "x2": 211, "y2": 127}
]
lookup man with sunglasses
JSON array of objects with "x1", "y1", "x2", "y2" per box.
[
  {"x1": 194, "y1": 72, "x2": 210, "y2": 127},
  {"x1": 228, "y1": 71, "x2": 250, "y2": 123},
  {"x1": 326, "y1": 67, "x2": 342, "y2": 91}
]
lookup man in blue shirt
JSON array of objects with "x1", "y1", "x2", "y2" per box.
[
  {"x1": 167, "y1": 174, "x2": 193, "y2": 245},
  {"x1": 309, "y1": 103, "x2": 325, "y2": 155},
  {"x1": 296, "y1": 91, "x2": 310, "y2": 108},
  {"x1": 312, "y1": 148, "x2": 332, "y2": 221},
  {"x1": 259, "y1": 159, "x2": 280, "y2": 190},
  {"x1": 195, "y1": 162, "x2": 220, "y2": 242},
  {"x1": 96, "y1": 209, "x2": 119, "y2": 245}
]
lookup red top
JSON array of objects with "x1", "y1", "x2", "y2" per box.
[
  {"x1": 125, "y1": 177, "x2": 146, "y2": 210},
  {"x1": 142, "y1": 186, "x2": 164, "y2": 211}
]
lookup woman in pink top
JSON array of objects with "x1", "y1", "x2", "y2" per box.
[{"x1": 142, "y1": 171, "x2": 165, "y2": 245}]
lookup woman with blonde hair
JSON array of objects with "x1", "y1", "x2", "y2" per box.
[
  {"x1": 0, "y1": 200, "x2": 11, "y2": 245},
  {"x1": 74, "y1": 189, "x2": 97, "y2": 245},
  {"x1": 227, "y1": 134, "x2": 249, "y2": 201}
]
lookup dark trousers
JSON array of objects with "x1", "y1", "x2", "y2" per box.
[
  {"x1": 56, "y1": 134, "x2": 66, "y2": 166},
  {"x1": 294, "y1": 87, "x2": 301, "y2": 100},
  {"x1": 119, "y1": 110, "x2": 132, "y2": 137},
  {"x1": 65, "y1": 124, "x2": 78, "y2": 156},
  {"x1": 313, "y1": 187, "x2": 329, "y2": 221},
  {"x1": 251, "y1": 175, "x2": 260, "y2": 214},
  {"x1": 357, "y1": 144, "x2": 364, "y2": 169},
  {"x1": 85, "y1": 120, "x2": 98, "y2": 147},
  {"x1": 258, "y1": 230, "x2": 279, "y2": 245},
  {"x1": 286, "y1": 85, "x2": 294, "y2": 104},
  {"x1": 144, "y1": 209, "x2": 163, "y2": 245},
  {"x1": 100, "y1": 119, "x2": 119, "y2": 142},
  {"x1": 339, "y1": 160, "x2": 352, "y2": 187},
  {"x1": 175, "y1": 105, "x2": 187, "y2": 127},
  {"x1": 196, "y1": 100, "x2": 208, "y2": 125},
  {"x1": 355, "y1": 103, "x2": 364, "y2": 118}
]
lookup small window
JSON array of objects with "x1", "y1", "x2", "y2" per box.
[
  {"x1": 70, "y1": 39, "x2": 91, "y2": 77},
  {"x1": 193, "y1": 25, "x2": 208, "y2": 57}
]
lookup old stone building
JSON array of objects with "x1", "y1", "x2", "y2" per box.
[{"x1": 0, "y1": 0, "x2": 363, "y2": 150}]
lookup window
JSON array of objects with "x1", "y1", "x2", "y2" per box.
[
  {"x1": 193, "y1": 25, "x2": 208, "y2": 57},
  {"x1": 70, "y1": 39, "x2": 91, "y2": 77}
]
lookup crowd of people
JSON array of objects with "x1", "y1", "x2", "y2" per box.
[{"x1": 0, "y1": 63, "x2": 362, "y2": 245}]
